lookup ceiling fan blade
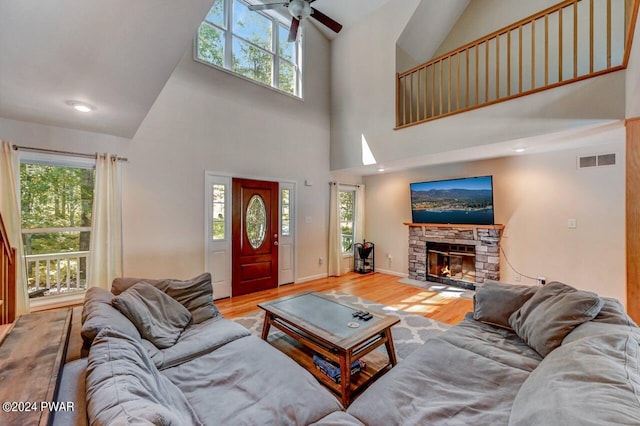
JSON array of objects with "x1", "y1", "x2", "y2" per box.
[
  {"x1": 248, "y1": 2, "x2": 288, "y2": 11},
  {"x1": 288, "y1": 17, "x2": 300, "y2": 42},
  {"x1": 310, "y1": 7, "x2": 342, "y2": 33}
]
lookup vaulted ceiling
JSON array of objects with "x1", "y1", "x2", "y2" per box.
[{"x1": 0, "y1": 0, "x2": 459, "y2": 139}]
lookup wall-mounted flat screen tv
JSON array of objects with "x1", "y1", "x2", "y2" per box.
[{"x1": 410, "y1": 176, "x2": 495, "y2": 225}]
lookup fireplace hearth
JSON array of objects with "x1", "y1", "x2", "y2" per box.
[{"x1": 405, "y1": 223, "x2": 504, "y2": 289}]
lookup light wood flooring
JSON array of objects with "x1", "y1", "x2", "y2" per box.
[{"x1": 216, "y1": 272, "x2": 473, "y2": 326}]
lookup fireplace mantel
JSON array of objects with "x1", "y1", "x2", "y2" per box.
[{"x1": 403, "y1": 222, "x2": 505, "y2": 231}]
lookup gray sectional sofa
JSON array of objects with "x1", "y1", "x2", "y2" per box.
[
  {"x1": 346, "y1": 281, "x2": 640, "y2": 425},
  {"x1": 55, "y1": 276, "x2": 640, "y2": 425}
]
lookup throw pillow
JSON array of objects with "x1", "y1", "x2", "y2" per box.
[
  {"x1": 159, "y1": 273, "x2": 219, "y2": 324},
  {"x1": 112, "y1": 282, "x2": 192, "y2": 349},
  {"x1": 111, "y1": 273, "x2": 219, "y2": 324},
  {"x1": 473, "y1": 280, "x2": 537, "y2": 329},
  {"x1": 508, "y1": 281, "x2": 604, "y2": 356},
  {"x1": 80, "y1": 287, "x2": 141, "y2": 344}
]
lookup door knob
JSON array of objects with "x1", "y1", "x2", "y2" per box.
[{"x1": 274, "y1": 241, "x2": 279, "y2": 246}]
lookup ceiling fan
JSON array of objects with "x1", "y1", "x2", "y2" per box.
[{"x1": 248, "y1": 0, "x2": 342, "y2": 42}]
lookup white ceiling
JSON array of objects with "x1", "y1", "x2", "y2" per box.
[
  {"x1": 0, "y1": 0, "x2": 398, "y2": 139},
  {"x1": 397, "y1": 0, "x2": 469, "y2": 64},
  {"x1": 304, "y1": 0, "x2": 394, "y2": 39},
  {"x1": 0, "y1": 0, "x2": 216, "y2": 138}
]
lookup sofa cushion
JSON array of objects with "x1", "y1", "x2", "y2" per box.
[
  {"x1": 151, "y1": 317, "x2": 252, "y2": 369},
  {"x1": 347, "y1": 316, "x2": 541, "y2": 426},
  {"x1": 112, "y1": 282, "x2": 192, "y2": 349},
  {"x1": 473, "y1": 280, "x2": 537, "y2": 329},
  {"x1": 162, "y1": 335, "x2": 343, "y2": 425},
  {"x1": 508, "y1": 281, "x2": 604, "y2": 356},
  {"x1": 54, "y1": 358, "x2": 88, "y2": 426},
  {"x1": 80, "y1": 287, "x2": 140, "y2": 344},
  {"x1": 86, "y1": 328, "x2": 202, "y2": 426},
  {"x1": 112, "y1": 273, "x2": 219, "y2": 324},
  {"x1": 593, "y1": 297, "x2": 638, "y2": 326},
  {"x1": 509, "y1": 331, "x2": 640, "y2": 426}
]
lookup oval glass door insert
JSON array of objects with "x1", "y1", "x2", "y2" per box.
[{"x1": 246, "y1": 195, "x2": 267, "y2": 249}]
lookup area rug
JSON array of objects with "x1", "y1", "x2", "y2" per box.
[
  {"x1": 231, "y1": 290, "x2": 450, "y2": 361},
  {"x1": 398, "y1": 277, "x2": 476, "y2": 300}
]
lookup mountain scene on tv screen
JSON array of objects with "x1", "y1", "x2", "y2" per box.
[{"x1": 411, "y1": 188, "x2": 493, "y2": 211}]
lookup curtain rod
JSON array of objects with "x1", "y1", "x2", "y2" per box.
[
  {"x1": 12, "y1": 144, "x2": 128, "y2": 162},
  {"x1": 329, "y1": 182, "x2": 361, "y2": 187}
]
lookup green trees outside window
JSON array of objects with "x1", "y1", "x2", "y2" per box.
[
  {"x1": 20, "y1": 162, "x2": 95, "y2": 298},
  {"x1": 339, "y1": 191, "x2": 355, "y2": 253},
  {"x1": 196, "y1": 0, "x2": 301, "y2": 97}
]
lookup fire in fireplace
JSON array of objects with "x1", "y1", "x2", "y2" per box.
[{"x1": 427, "y1": 243, "x2": 476, "y2": 283}]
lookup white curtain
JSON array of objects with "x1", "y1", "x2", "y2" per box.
[
  {"x1": 327, "y1": 182, "x2": 342, "y2": 277},
  {"x1": 355, "y1": 184, "x2": 366, "y2": 244},
  {"x1": 88, "y1": 154, "x2": 123, "y2": 290},
  {"x1": 0, "y1": 141, "x2": 30, "y2": 316}
]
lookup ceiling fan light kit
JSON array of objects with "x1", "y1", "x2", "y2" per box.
[
  {"x1": 249, "y1": 0, "x2": 342, "y2": 42},
  {"x1": 288, "y1": 0, "x2": 311, "y2": 19}
]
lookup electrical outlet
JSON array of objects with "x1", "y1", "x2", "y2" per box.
[
  {"x1": 514, "y1": 274, "x2": 521, "y2": 282},
  {"x1": 537, "y1": 276, "x2": 546, "y2": 285},
  {"x1": 387, "y1": 253, "x2": 392, "y2": 260},
  {"x1": 319, "y1": 257, "x2": 324, "y2": 265}
]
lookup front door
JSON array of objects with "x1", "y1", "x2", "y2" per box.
[{"x1": 232, "y1": 178, "x2": 279, "y2": 296}]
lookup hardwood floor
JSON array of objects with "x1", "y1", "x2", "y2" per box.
[{"x1": 216, "y1": 272, "x2": 473, "y2": 326}]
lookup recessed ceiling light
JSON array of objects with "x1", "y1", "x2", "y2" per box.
[
  {"x1": 65, "y1": 100, "x2": 95, "y2": 113},
  {"x1": 377, "y1": 167, "x2": 385, "y2": 172},
  {"x1": 513, "y1": 147, "x2": 527, "y2": 153}
]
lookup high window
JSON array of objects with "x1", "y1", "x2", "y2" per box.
[
  {"x1": 196, "y1": 0, "x2": 302, "y2": 97},
  {"x1": 339, "y1": 190, "x2": 355, "y2": 254},
  {"x1": 20, "y1": 154, "x2": 95, "y2": 299}
]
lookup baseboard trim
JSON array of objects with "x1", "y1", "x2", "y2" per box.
[
  {"x1": 375, "y1": 268, "x2": 408, "y2": 278},
  {"x1": 295, "y1": 273, "x2": 328, "y2": 284}
]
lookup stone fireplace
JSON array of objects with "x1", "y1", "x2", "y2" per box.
[{"x1": 406, "y1": 223, "x2": 503, "y2": 289}]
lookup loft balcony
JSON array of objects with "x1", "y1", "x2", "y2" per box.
[{"x1": 396, "y1": 0, "x2": 639, "y2": 128}]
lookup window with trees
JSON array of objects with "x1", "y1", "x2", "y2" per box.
[
  {"x1": 20, "y1": 155, "x2": 95, "y2": 299},
  {"x1": 339, "y1": 190, "x2": 355, "y2": 254},
  {"x1": 196, "y1": 0, "x2": 302, "y2": 97},
  {"x1": 212, "y1": 184, "x2": 226, "y2": 240},
  {"x1": 281, "y1": 188, "x2": 290, "y2": 236}
]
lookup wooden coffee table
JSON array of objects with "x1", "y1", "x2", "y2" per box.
[{"x1": 258, "y1": 292, "x2": 400, "y2": 406}]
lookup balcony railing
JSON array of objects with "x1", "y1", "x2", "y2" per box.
[
  {"x1": 26, "y1": 251, "x2": 89, "y2": 298},
  {"x1": 396, "y1": 0, "x2": 639, "y2": 128}
]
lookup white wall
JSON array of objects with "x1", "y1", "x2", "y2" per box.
[
  {"x1": 364, "y1": 127, "x2": 626, "y2": 303},
  {"x1": 331, "y1": 0, "x2": 627, "y2": 173},
  {"x1": 433, "y1": 0, "x2": 559, "y2": 56},
  {"x1": 0, "y1": 22, "x2": 332, "y2": 284}
]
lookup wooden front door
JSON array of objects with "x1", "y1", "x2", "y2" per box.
[{"x1": 232, "y1": 178, "x2": 279, "y2": 296}]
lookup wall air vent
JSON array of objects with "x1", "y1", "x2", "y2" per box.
[
  {"x1": 578, "y1": 153, "x2": 616, "y2": 169},
  {"x1": 579, "y1": 156, "x2": 597, "y2": 168}
]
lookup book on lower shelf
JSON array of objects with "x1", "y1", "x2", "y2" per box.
[{"x1": 312, "y1": 353, "x2": 366, "y2": 384}]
